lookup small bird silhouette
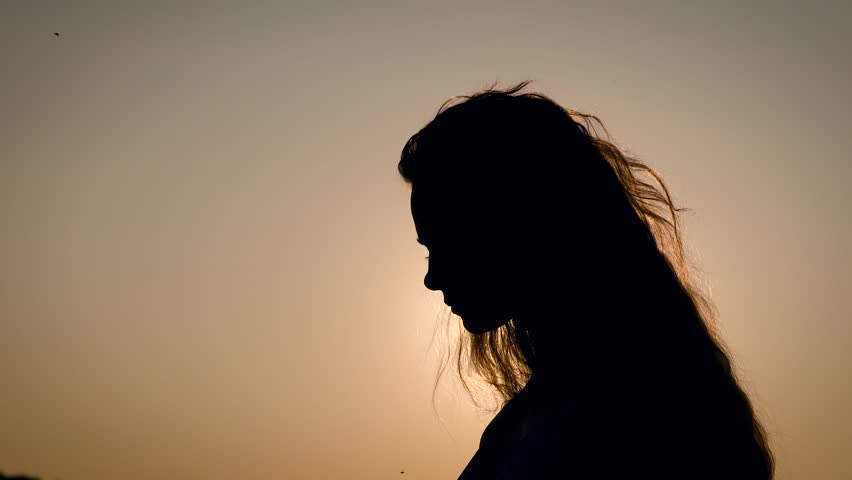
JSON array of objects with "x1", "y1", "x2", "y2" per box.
[{"x1": 53, "y1": 32, "x2": 60, "y2": 37}]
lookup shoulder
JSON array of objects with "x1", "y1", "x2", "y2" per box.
[
  {"x1": 460, "y1": 394, "x2": 563, "y2": 480},
  {"x1": 491, "y1": 407, "x2": 576, "y2": 480}
]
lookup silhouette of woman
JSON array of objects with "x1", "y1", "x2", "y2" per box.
[{"x1": 398, "y1": 82, "x2": 774, "y2": 479}]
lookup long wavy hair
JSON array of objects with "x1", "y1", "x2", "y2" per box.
[{"x1": 398, "y1": 81, "x2": 773, "y2": 477}]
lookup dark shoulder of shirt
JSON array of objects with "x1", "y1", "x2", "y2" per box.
[
  {"x1": 457, "y1": 379, "x2": 570, "y2": 480},
  {"x1": 458, "y1": 387, "x2": 770, "y2": 480}
]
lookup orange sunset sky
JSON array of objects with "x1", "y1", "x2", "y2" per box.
[{"x1": 1, "y1": 2, "x2": 850, "y2": 479}]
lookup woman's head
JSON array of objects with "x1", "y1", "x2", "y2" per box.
[
  {"x1": 402, "y1": 83, "x2": 673, "y2": 331},
  {"x1": 399, "y1": 81, "x2": 716, "y2": 397}
]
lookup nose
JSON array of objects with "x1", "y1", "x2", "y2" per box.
[{"x1": 423, "y1": 255, "x2": 442, "y2": 291}]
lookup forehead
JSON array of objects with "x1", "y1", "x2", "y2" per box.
[
  {"x1": 410, "y1": 183, "x2": 459, "y2": 243},
  {"x1": 409, "y1": 183, "x2": 433, "y2": 218},
  {"x1": 412, "y1": 183, "x2": 492, "y2": 250},
  {"x1": 410, "y1": 184, "x2": 433, "y2": 240}
]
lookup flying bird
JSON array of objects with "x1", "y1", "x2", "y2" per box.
[{"x1": 53, "y1": 32, "x2": 60, "y2": 37}]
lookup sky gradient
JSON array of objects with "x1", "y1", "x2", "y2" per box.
[{"x1": 2, "y1": 2, "x2": 850, "y2": 479}]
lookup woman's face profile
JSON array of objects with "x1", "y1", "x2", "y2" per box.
[{"x1": 410, "y1": 182, "x2": 515, "y2": 334}]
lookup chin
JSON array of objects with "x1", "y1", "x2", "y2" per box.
[{"x1": 460, "y1": 310, "x2": 512, "y2": 334}]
